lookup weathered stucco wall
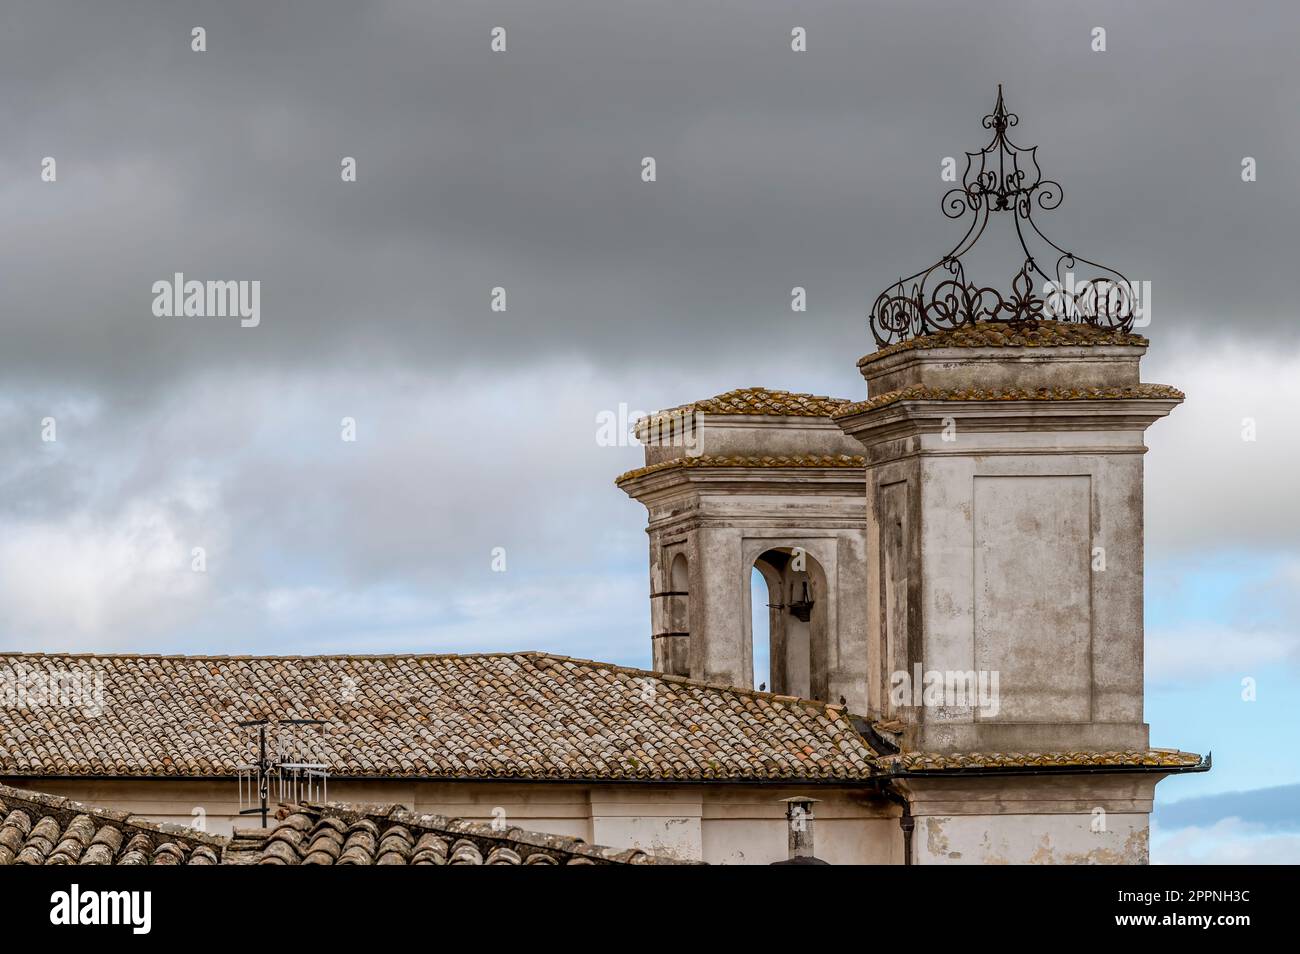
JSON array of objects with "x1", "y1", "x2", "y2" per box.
[
  {"x1": 914, "y1": 811, "x2": 1150, "y2": 865},
  {"x1": 898, "y1": 772, "x2": 1163, "y2": 865},
  {"x1": 837, "y1": 342, "x2": 1180, "y2": 754}
]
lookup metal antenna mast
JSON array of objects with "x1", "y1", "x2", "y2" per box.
[{"x1": 236, "y1": 718, "x2": 330, "y2": 828}]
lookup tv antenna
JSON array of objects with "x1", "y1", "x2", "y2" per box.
[{"x1": 236, "y1": 718, "x2": 331, "y2": 828}]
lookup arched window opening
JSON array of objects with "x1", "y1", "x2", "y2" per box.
[
  {"x1": 654, "y1": 552, "x2": 691, "y2": 677},
  {"x1": 750, "y1": 548, "x2": 828, "y2": 700},
  {"x1": 751, "y1": 566, "x2": 769, "y2": 690},
  {"x1": 669, "y1": 553, "x2": 690, "y2": 636}
]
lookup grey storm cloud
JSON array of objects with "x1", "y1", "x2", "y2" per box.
[
  {"x1": 1, "y1": 0, "x2": 1298, "y2": 656},
  {"x1": 1, "y1": 0, "x2": 1297, "y2": 401}
]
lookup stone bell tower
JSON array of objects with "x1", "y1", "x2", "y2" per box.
[
  {"x1": 834, "y1": 323, "x2": 1183, "y2": 752},
  {"x1": 616, "y1": 388, "x2": 871, "y2": 709},
  {"x1": 616, "y1": 87, "x2": 1207, "y2": 864},
  {"x1": 832, "y1": 86, "x2": 1206, "y2": 864}
]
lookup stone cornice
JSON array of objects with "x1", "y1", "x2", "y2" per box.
[
  {"x1": 615, "y1": 453, "x2": 865, "y2": 487},
  {"x1": 831, "y1": 384, "x2": 1185, "y2": 420},
  {"x1": 858, "y1": 321, "x2": 1150, "y2": 369},
  {"x1": 879, "y1": 749, "x2": 1206, "y2": 774}
]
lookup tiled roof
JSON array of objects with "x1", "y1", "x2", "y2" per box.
[
  {"x1": 831, "y1": 383, "x2": 1185, "y2": 419},
  {"x1": 0, "y1": 782, "x2": 224, "y2": 865},
  {"x1": 0, "y1": 652, "x2": 1199, "y2": 787},
  {"x1": 860, "y1": 320, "x2": 1149, "y2": 366},
  {"x1": 225, "y1": 801, "x2": 686, "y2": 865},
  {"x1": 878, "y1": 749, "x2": 1207, "y2": 774},
  {"x1": 0, "y1": 784, "x2": 678, "y2": 864},
  {"x1": 615, "y1": 453, "x2": 865, "y2": 486},
  {"x1": 0, "y1": 652, "x2": 877, "y2": 782},
  {"x1": 642, "y1": 387, "x2": 851, "y2": 426}
]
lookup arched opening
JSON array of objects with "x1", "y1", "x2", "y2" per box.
[
  {"x1": 750, "y1": 548, "x2": 829, "y2": 700},
  {"x1": 653, "y1": 552, "x2": 691, "y2": 677},
  {"x1": 750, "y1": 566, "x2": 770, "y2": 690},
  {"x1": 670, "y1": 553, "x2": 690, "y2": 634}
]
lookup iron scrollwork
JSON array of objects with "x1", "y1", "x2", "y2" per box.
[{"x1": 869, "y1": 86, "x2": 1137, "y2": 348}]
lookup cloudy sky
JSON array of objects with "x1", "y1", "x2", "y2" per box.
[{"x1": 2, "y1": 1, "x2": 1297, "y2": 862}]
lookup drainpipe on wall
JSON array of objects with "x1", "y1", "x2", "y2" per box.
[
  {"x1": 881, "y1": 786, "x2": 914, "y2": 866},
  {"x1": 851, "y1": 717, "x2": 914, "y2": 866},
  {"x1": 899, "y1": 799, "x2": 914, "y2": 866}
]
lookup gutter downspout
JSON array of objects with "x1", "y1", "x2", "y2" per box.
[
  {"x1": 899, "y1": 799, "x2": 914, "y2": 866},
  {"x1": 881, "y1": 785, "x2": 913, "y2": 866},
  {"x1": 852, "y1": 716, "x2": 913, "y2": 866}
]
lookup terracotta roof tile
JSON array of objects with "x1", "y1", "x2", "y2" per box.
[
  {"x1": 642, "y1": 387, "x2": 850, "y2": 426},
  {"x1": 0, "y1": 652, "x2": 877, "y2": 782},
  {"x1": 860, "y1": 320, "x2": 1149, "y2": 366},
  {"x1": 878, "y1": 749, "x2": 1207, "y2": 773},
  {"x1": 223, "y1": 801, "x2": 690, "y2": 865},
  {"x1": 0, "y1": 784, "x2": 683, "y2": 865},
  {"x1": 0, "y1": 783, "x2": 227, "y2": 865}
]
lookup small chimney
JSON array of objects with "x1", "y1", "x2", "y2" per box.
[{"x1": 772, "y1": 795, "x2": 829, "y2": 864}]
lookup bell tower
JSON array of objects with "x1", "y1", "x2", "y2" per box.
[
  {"x1": 616, "y1": 388, "x2": 871, "y2": 709},
  {"x1": 831, "y1": 86, "x2": 1205, "y2": 864},
  {"x1": 616, "y1": 88, "x2": 1206, "y2": 864},
  {"x1": 834, "y1": 325, "x2": 1182, "y2": 750}
]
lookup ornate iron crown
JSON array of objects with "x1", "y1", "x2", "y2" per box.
[{"x1": 869, "y1": 85, "x2": 1136, "y2": 348}]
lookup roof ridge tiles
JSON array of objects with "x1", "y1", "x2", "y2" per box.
[
  {"x1": 0, "y1": 781, "x2": 229, "y2": 866},
  {"x1": 521, "y1": 652, "x2": 853, "y2": 715},
  {"x1": 1, "y1": 785, "x2": 688, "y2": 865},
  {"x1": 639, "y1": 387, "x2": 853, "y2": 425},
  {"x1": 0, "y1": 649, "x2": 536, "y2": 662},
  {"x1": 226, "y1": 798, "x2": 691, "y2": 865}
]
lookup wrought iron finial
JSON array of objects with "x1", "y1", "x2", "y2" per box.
[{"x1": 868, "y1": 86, "x2": 1136, "y2": 348}]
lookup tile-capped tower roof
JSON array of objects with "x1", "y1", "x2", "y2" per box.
[{"x1": 640, "y1": 387, "x2": 851, "y2": 427}]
